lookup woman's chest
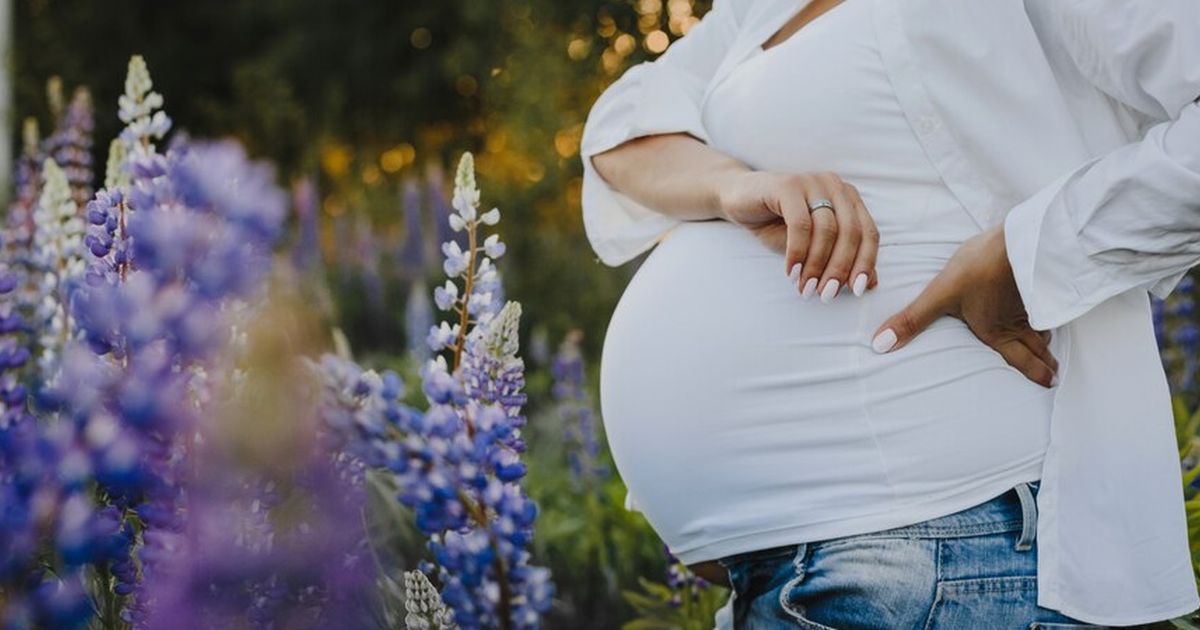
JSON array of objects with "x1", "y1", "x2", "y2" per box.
[{"x1": 700, "y1": 0, "x2": 933, "y2": 185}]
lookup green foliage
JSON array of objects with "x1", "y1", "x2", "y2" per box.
[
  {"x1": 1174, "y1": 394, "x2": 1200, "y2": 627},
  {"x1": 620, "y1": 577, "x2": 728, "y2": 630}
]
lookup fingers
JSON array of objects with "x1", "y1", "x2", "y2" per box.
[
  {"x1": 775, "y1": 172, "x2": 879, "y2": 300},
  {"x1": 994, "y1": 337, "x2": 1058, "y2": 388},
  {"x1": 871, "y1": 272, "x2": 956, "y2": 353},
  {"x1": 1017, "y1": 327, "x2": 1059, "y2": 375},
  {"x1": 794, "y1": 174, "x2": 839, "y2": 300},
  {"x1": 800, "y1": 204, "x2": 837, "y2": 299},
  {"x1": 780, "y1": 199, "x2": 813, "y2": 291},
  {"x1": 816, "y1": 183, "x2": 861, "y2": 303},
  {"x1": 845, "y1": 184, "x2": 878, "y2": 297}
]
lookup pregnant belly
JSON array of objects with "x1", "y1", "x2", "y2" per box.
[{"x1": 598, "y1": 220, "x2": 1054, "y2": 558}]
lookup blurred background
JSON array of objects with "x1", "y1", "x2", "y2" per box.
[
  {"x1": 9, "y1": 1, "x2": 733, "y2": 628},
  {"x1": 12, "y1": 0, "x2": 714, "y2": 363}
]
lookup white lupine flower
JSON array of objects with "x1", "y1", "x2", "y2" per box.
[
  {"x1": 116, "y1": 54, "x2": 172, "y2": 179},
  {"x1": 481, "y1": 301, "x2": 521, "y2": 361},
  {"x1": 32, "y1": 160, "x2": 85, "y2": 387},
  {"x1": 433, "y1": 280, "x2": 458, "y2": 311},
  {"x1": 403, "y1": 570, "x2": 457, "y2": 629},
  {"x1": 482, "y1": 234, "x2": 505, "y2": 259},
  {"x1": 467, "y1": 291, "x2": 493, "y2": 314},
  {"x1": 451, "y1": 152, "x2": 480, "y2": 221},
  {"x1": 479, "y1": 207, "x2": 500, "y2": 225},
  {"x1": 448, "y1": 214, "x2": 465, "y2": 232}
]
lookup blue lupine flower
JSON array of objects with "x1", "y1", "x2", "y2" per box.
[
  {"x1": 291, "y1": 177, "x2": 321, "y2": 273},
  {"x1": 60, "y1": 137, "x2": 287, "y2": 626},
  {"x1": 42, "y1": 87, "x2": 94, "y2": 209},
  {"x1": 551, "y1": 331, "x2": 609, "y2": 487},
  {"x1": 398, "y1": 153, "x2": 551, "y2": 629}
]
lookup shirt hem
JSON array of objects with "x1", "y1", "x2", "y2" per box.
[
  {"x1": 672, "y1": 463, "x2": 1042, "y2": 565},
  {"x1": 1048, "y1": 596, "x2": 1200, "y2": 628}
]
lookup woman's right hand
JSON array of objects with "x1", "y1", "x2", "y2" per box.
[{"x1": 718, "y1": 171, "x2": 880, "y2": 301}]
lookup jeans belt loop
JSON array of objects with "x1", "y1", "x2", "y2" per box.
[{"x1": 1013, "y1": 481, "x2": 1037, "y2": 552}]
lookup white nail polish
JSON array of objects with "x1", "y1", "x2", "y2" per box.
[
  {"x1": 852, "y1": 273, "x2": 868, "y2": 297},
  {"x1": 820, "y1": 279, "x2": 840, "y2": 303},
  {"x1": 872, "y1": 328, "x2": 897, "y2": 353},
  {"x1": 802, "y1": 278, "x2": 818, "y2": 299},
  {"x1": 788, "y1": 264, "x2": 803, "y2": 282}
]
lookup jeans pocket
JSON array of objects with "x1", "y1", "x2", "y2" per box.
[
  {"x1": 924, "y1": 576, "x2": 1108, "y2": 630},
  {"x1": 924, "y1": 576, "x2": 1035, "y2": 630}
]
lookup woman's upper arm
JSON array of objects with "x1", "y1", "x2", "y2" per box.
[
  {"x1": 579, "y1": 0, "x2": 753, "y2": 267},
  {"x1": 1026, "y1": 0, "x2": 1200, "y2": 122}
]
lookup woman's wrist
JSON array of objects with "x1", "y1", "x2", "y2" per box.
[{"x1": 714, "y1": 170, "x2": 780, "y2": 226}]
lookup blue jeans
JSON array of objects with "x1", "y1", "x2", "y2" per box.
[{"x1": 717, "y1": 481, "x2": 1109, "y2": 629}]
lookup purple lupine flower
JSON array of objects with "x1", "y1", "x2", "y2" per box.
[
  {"x1": 291, "y1": 176, "x2": 321, "y2": 272},
  {"x1": 662, "y1": 546, "x2": 710, "y2": 609},
  {"x1": 399, "y1": 176, "x2": 427, "y2": 275},
  {"x1": 140, "y1": 450, "x2": 375, "y2": 630},
  {"x1": 1157, "y1": 273, "x2": 1200, "y2": 392},
  {"x1": 6, "y1": 120, "x2": 44, "y2": 318},
  {"x1": 42, "y1": 87, "x2": 94, "y2": 210},
  {"x1": 398, "y1": 153, "x2": 551, "y2": 629},
  {"x1": 408, "y1": 281, "x2": 436, "y2": 364},
  {"x1": 60, "y1": 139, "x2": 287, "y2": 626},
  {"x1": 353, "y1": 214, "x2": 385, "y2": 314},
  {"x1": 551, "y1": 330, "x2": 608, "y2": 487}
]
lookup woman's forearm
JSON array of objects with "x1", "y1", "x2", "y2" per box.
[{"x1": 589, "y1": 132, "x2": 772, "y2": 224}]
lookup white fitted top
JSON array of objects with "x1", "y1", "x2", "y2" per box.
[{"x1": 598, "y1": 0, "x2": 1053, "y2": 565}]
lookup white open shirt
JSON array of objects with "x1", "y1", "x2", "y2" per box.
[{"x1": 580, "y1": 0, "x2": 1200, "y2": 625}]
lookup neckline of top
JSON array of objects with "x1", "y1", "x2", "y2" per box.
[{"x1": 758, "y1": 0, "x2": 852, "y2": 54}]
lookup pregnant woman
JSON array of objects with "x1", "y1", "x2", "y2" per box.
[{"x1": 580, "y1": 0, "x2": 1200, "y2": 627}]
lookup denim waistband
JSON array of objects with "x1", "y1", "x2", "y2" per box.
[
  {"x1": 861, "y1": 479, "x2": 1040, "y2": 541},
  {"x1": 719, "y1": 480, "x2": 1041, "y2": 567}
]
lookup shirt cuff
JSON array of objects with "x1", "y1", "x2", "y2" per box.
[{"x1": 579, "y1": 62, "x2": 710, "y2": 267}]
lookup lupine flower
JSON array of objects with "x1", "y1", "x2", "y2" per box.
[
  {"x1": 60, "y1": 139, "x2": 287, "y2": 626},
  {"x1": 397, "y1": 153, "x2": 551, "y2": 629},
  {"x1": 118, "y1": 55, "x2": 171, "y2": 155},
  {"x1": 404, "y1": 570, "x2": 457, "y2": 630},
  {"x1": 400, "y1": 177, "x2": 427, "y2": 275},
  {"x1": 663, "y1": 546, "x2": 709, "y2": 609},
  {"x1": 291, "y1": 177, "x2": 321, "y2": 273},
  {"x1": 408, "y1": 281, "x2": 436, "y2": 364},
  {"x1": 42, "y1": 87, "x2": 94, "y2": 209},
  {"x1": 6, "y1": 120, "x2": 44, "y2": 316},
  {"x1": 551, "y1": 330, "x2": 608, "y2": 487},
  {"x1": 31, "y1": 160, "x2": 85, "y2": 388}
]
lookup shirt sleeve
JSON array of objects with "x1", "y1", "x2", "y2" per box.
[
  {"x1": 1003, "y1": 0, "x2": 1200, "y2": 330},
  {"x1": 579, "y1": 0, "x2": 749, "y2": 267}
]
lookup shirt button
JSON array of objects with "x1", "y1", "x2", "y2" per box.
[{"x1": 917, "y1": 115, "x2": 939, "y2": 135}]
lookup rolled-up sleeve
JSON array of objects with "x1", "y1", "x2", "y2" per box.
[
  {"x1": 579, "y1": 0, "x2": 748, "y2": 267},
  {"x1": 1004, "y1": 0, "x2": 1200, "y2": 330}
]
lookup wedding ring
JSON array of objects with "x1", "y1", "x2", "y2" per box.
[{"x1": 808, "y1": 198, "x2": 834, "y2": 214}]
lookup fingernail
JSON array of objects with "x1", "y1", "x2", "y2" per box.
[
  {"x1": 788, "y1": 263, "x2": 803, "y2": 282},
  {"x1": 802, "y1": 278, "x2": 818, "y2": 299},
  {"x1": 1050, "y1": 374, "x2": 1059, "y2": 387},
  {"x1": 852, "y1": 273, "x2": 868, "y2": 297},
  {"x1": 820, "y1": 279, "x2": 840, "y2": 303},
  {"x1": 872, "y1": 328, "x2": 897, "y2": 353}
]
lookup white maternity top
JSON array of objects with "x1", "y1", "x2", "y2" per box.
[{"x1": 598, "y1": 0, "x2": 1054, "y2": 565}]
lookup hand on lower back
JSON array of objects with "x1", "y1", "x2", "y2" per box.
[
  {"x1": 870, "y1": 224, "x2": 1058, "y2": 388},
  {"x1": 721, "y1": 171, "x2": 880, "y2": 302}
]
